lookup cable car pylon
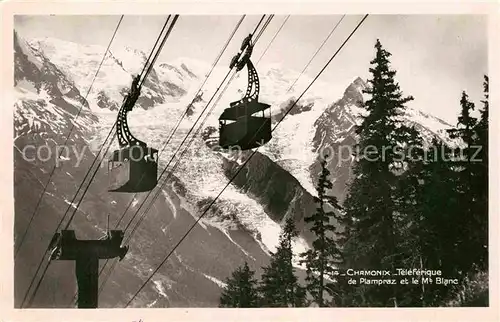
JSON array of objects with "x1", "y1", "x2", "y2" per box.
[{"x1": 48, "y1": 229, "x2": 129, "y2": 308}]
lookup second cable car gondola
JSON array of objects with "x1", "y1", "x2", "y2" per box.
[
  {"x1": 108, "y1": 75, "x2": 158, "y2": 193},
  {"x1": 219, "y1": 38, "x2": 272, "y2": 150}
]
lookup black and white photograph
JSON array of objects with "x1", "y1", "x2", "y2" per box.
[{"x1": 6, "y1": 3, "x2": 497, "y2": 317}]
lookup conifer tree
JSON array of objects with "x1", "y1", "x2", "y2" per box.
[
  {"x1": 399, "y1": 138, "x2": 460, "y2": 306},
  {"x1": 300, "y1": 157, "x2": 343, "y2": 307},
  {"x1": 389, "y1": 126, "x2": 429, "y2": 306},
  {"x1": 428, "y1": 81, "x2": 489, "y2": 305},
  {"x1": 408, "y1": 78, "x2": 489, "y2": 306},
  {"x1": 472, "y1": 75, "x2": 489, "y2": 272},
  {"x1": 402, "y1": 77, "x2": 489, "y2": 306},
  {"x1": 259, "y1": 217, "x2": 306, "y2": 307},
  {"x1": 341, "y1": 39, "x2": 416, "y2": 306},
  {"x1": 219, "y1": 262, "x2": 260, "y2": 307},
  {"x1": 446, "y1": 91, "x2": 481, "y2": 279},
  {"x1": 476, "y1": 75, "x2": 489, "y2": 158}
]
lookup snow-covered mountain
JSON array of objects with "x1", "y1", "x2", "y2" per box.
[{"x1": 13, "y1": 32, "x2": 456, "y2": 308}]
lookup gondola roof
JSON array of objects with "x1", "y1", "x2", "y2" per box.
[{"x1": 219, "y1": 100, "x2": 271, "y2": 121}]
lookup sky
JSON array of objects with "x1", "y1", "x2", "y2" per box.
[{"x1": 14, "y1": 14, "x2": 487, "y2": 124}]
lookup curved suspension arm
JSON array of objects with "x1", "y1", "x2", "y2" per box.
[
  {"x1": 231, "y1": 59, "x2": 260, "y2": 107},
  {"x1": 246, "y1": 60, "x2": 260, "y2": 100},
  {"x1": 116, "y1": 105, "x2": 129, "y2": 147},
  {"x1": 116, "y1": 86, "x2": 147, "y2": 148}
]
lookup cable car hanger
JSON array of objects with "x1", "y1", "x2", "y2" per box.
[
  {"x1": 107, "y1": 69, "x2": 159, "y2": 193},
  {"x1": 218, "y1": 33, "x2": 272, "y2": 150},
  {"x1": 108, "y1": 16, "x2": 179, "y2": 193}
]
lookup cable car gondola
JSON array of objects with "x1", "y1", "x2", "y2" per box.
[
  {"x1": 219, "y1": 37, "x2": 272, "y2": 150},
  {"x1": 108, "y1": 75, "x2": 158, "y2": 193}
]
